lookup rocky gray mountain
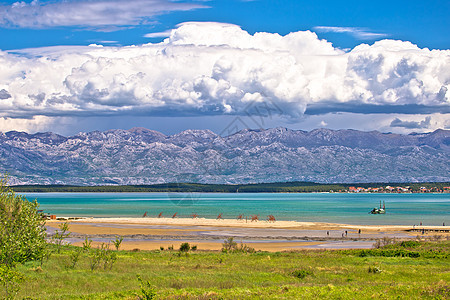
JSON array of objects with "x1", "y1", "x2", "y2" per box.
[{"x1": 0, "y1": 127, "x2": 449, "y2": 185}]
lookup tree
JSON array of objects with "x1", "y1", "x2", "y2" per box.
[
  {"x1": 1, "y1": 176, "x2": 47, "y2": 298},
  {"x1": 0, "y1": 176, "x2": 47, "y2": 267}
]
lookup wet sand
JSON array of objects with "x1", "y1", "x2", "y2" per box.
[{"x1": 46, "y1": 217, "x2": 449, "y2": 252}]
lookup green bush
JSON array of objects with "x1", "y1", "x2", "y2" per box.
[
  {"x1": 82, "y1": 237, "x2": 92, "y2": 251},
  {"x1": 90, "y1": 243, "x2": 117, "y2": 271},
  {"x1": 52, "y1": 221, "x2": 70, "y2": 253},
  {"x1": 222, "y1": 237, "x2": 237, "y2": 252},
  {"x1": 179, "y1": 243, "x2": 190, "y2": 252},
  {"x1": 221, "y1": 238, "x2": 255, "y2": 253},
  {"x1": 292, "y1": 269, "x2": 313, "y2": 279},
  {"x1": 0, "y1": 265, "x2": 25, "y2": 299},
  {"x1": 399, "y1": 241, "x2": 421, "y2": 248},
  {"x1": 0, "y1": 176, "x2": 47, "y2": 267},
  {"x1": 68, "y1": 248, "x2": 82, "y2": 269},
  {"x1": 113, "y1": 236, "x2": 124, "y2": 251},
  {"x1": 368, "y1": 266, "x2": 382, "y2": 273},
  {"x1": 137, "y1": 275, "x2": 156, "y2": 300},
  {"x1": 0, "y1": 176, "x2": 47, "y2": 298},
  {"x1": 356, "y1": 249, "x2": 424, "y2": 258}
]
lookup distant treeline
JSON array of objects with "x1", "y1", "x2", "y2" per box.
[{"x1": 11, "y1": 181, "x2": 450, "y2": 193}]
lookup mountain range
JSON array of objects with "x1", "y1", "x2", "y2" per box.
[{"x1": 1, "y1": 127, "x2": 449, "y2": 185}]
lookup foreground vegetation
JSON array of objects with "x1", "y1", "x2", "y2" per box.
[
  {"x1": 11, "y1": 181, "x2": 450, "y2": 193},
  {"x1": 0, "y1": 176, "x2": 47, "y2": 299},
  {"x1": 2, "y1": 176, "x2": 449, "y2": 299},
  {"x1": 6, "y1": 240, "x2": 450, "y2": 299}
]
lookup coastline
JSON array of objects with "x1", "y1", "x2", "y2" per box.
[
  {"x1": 46, "y1": 217, "x2": 450, "y2": 252},
  {"x1": 14, "y1": 181, "x2": 450, "y2": 194}
]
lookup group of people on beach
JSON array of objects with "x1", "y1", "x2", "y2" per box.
[{"x1": 326, "y1": 229, "x2": 362, "y2": 238}]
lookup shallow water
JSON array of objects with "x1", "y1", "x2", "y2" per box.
[{"x1": 22, "y1": 192, "x2": 449, "y2": 226}]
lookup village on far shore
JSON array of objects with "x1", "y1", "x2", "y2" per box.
[{"x1": 342, "y1": 185, "x2": 450, "y2": 193}]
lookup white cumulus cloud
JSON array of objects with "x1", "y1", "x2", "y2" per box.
[{"x1": 0, "y1": 22, "x2": 449, "y2": 122}]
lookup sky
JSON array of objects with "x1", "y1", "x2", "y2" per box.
[{"x1": 0, "y1": 0, "x2": 449, "y2": 136}]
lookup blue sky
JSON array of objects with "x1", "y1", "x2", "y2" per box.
[
  {"x1": 1, "y1": 0, "x2": 448, "y2": 50},
  {"x1": 0, "y1": 0, "x2": 449, "y2": 135}
]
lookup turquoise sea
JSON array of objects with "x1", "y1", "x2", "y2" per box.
[{"x1": 21, "y1": 192, "x2": 449, "y2": 226}]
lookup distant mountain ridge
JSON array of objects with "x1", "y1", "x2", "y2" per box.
[{"x1": 1, "y1": 127, "x2": 449, "y2": 185}]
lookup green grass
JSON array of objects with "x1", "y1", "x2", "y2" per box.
[{"x1": 8, "y1": 241, "x2": 450, "y2": 299}]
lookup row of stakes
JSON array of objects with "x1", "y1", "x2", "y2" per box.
[{"x1": 141, "y1": 212, "x2": 276, "y2": 222}]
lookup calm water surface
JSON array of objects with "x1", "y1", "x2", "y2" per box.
[{"x1": 21, "y1": 192, "x2": 450, "y2": 226}]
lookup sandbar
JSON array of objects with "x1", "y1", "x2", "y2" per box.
[{"x1": 46, "y1": 217, "x2": 449, "y2": 252}]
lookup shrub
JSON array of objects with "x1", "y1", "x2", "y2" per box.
[
  {"x1": 368, "y1": 266, "x2": 382, "y2": 273},
  {"x1": 356, "y1": 249, "x2": 423, "y2": 258},
  {"x1": 236, "y1": 242, "x2": 255, "y2": 253},
  {"x1": 52, "y1": 221, "x2": 70, "y2": 253},
  {"x1": 179, "y1": 242, "x2": 190, "y2": 252},
  {"x1": 0, "y1": 176, "x2": 47, "y2": 267},
  {"x1": 373, "y1": 237, "x2": 395, "y2": 249},
  {"x1": 0, "y1": 176, "x2": 46, "y2": 298},
  {"x1": 68, "y1": 248, "x2": 82, "y2": 269},
  {"x1": 292, "y1": 269, "x2": 313, "y2": 279},
  {"x1": 113, "y1": 236, "x2": 124, "y2": 251},
  {"x1": 222, "y1": 237, "x2": 237, "y2": 252},
  {"x1": 137, "y1": 275, "x2": 156, "y2": 300},
  {"x1": 82, "y1": 237, "x2": 92, "y2": 251},
  {"x1": 0, "y1": 265, "x2": 25, "y2": 299},
  {"x1": 399, "y1": 241, "x2": 421, "y2": 248},
  {"x1": 89, "y1": 243, "x2": 117, "y2": 271},
  {"x1": 221, "y1": 238, "x2": 255, "y2": 253}
]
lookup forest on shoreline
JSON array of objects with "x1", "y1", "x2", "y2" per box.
[{"x1": 11, "y1": 181, "x2": 450, "y2": 193}]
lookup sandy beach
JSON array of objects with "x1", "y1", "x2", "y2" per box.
[
  {"x1": 69, "y1": 216, "x2": 449, "y2": 231},
  {"x1": 46, "y1": 217, "x2": 450, "y2": 252}
]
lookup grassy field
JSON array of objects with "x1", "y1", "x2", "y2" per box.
[{"x1": 10, "y1": 240, "x2": 450, "y2": 299}]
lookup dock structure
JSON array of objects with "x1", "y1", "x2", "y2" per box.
[{"x1": 406, "y1": 227, "x2": 450, "y2": 233}]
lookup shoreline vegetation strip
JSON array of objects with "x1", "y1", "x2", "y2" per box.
[{"x1": 11, "y1": 181, "x2": 450, "y2": 193}]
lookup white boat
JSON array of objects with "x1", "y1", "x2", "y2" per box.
[{"x1": 370, "y1": 201, "x2": 386, "y2": 214}]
